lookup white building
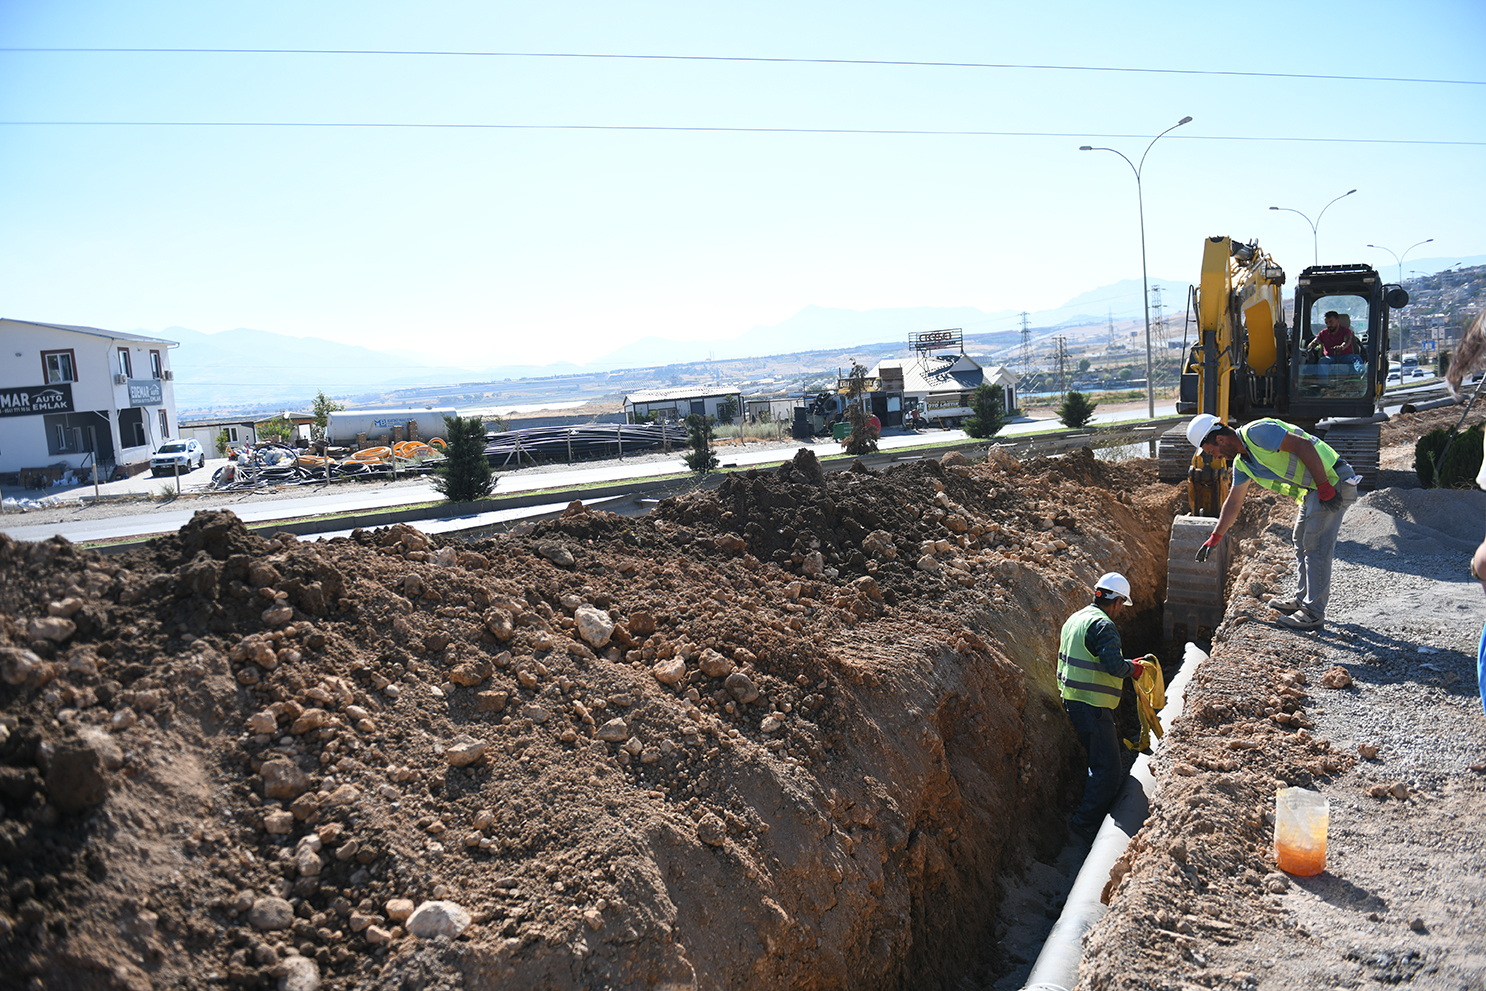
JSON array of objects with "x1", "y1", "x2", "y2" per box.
[
  {"x1": 1, "y1": 318, "x2": 179, "y2": 479},
  {"x1": 623, "y1": 386, "x2": 743, "y2": 423},
  {"x1": 178, "y1": 417, "x2": 261, "y2": 455},
  {"x1": 870, "y1": 355, "x2": 1019, "y2": 425}
]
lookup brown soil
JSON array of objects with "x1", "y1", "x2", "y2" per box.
[{"x1": 0, "y1": 408, "x2": 1480, "y2": 990}]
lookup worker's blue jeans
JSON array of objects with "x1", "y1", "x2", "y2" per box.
[
  {"x1": 1293, "y1": 479, "x2": 1359, "y2": 619},
  {"x1": 1063, "y1": 697, "x2": 1122, "y2": 839}
]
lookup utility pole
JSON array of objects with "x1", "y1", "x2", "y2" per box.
[
  {"x1": 1053, "y1": 335, "x2": 1070, "y2": 399},
  {"x1": 1019, "y1": 312, "x2": 1032, "y2": 377},
  {"x1": 1107, "y1": 308, "x2": 1115, "y2": 348},
  {"x1": 1149, "y1": 285, "x2": 1166, "y2": 391}
]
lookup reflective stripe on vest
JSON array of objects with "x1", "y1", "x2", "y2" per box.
[
  {"x1": 1236, "y1": 418, "x2": 1341, "y2": 502},
  {"x1": 1058, "y1": 604, "x2": 1124, "y2": 708}
]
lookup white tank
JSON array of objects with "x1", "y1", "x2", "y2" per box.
[{"x1": 325, "y1": 408, "x2": 457, "y2": 445}]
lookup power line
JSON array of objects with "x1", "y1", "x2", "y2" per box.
[
  {"x1": 0, "y1": 120, "x2": 1480, "y2": 146},
  {"x1": 3, "y1": 47, "x2": 1481, "y2": 88}
]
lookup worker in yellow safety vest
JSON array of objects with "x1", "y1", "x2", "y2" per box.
[
  {"x1": 1187, "y1": 413, "x2": 1361, "y2": 632},
  {"x1": 1058, "y1": 572, "x2": 1149, "y2": 845}
]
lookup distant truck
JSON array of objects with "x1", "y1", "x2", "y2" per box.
[
  {"x1": 324, "y1": 408, "x2": 456, "y2": 447},
  {"x1": 1400, "y1": 352, "x2": 1419, "y2": 371}
]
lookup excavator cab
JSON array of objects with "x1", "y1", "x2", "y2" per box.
[{"x1": 1287, "y1": 264, "x2": 1404, "y2": 419}]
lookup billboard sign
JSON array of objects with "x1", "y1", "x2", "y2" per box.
[
  {"x1": 128, "y1": 379, "x2": 164, "y2": 407},
  {"x1": 0, "y1": 383, "x2": 75, "y2": 418}
]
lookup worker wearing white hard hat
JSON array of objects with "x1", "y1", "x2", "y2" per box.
[
  {"x1": 1187, "y1": 414, "x2": 1360, "y2": 631},
  {"x1": 1057, "y1": 571, "x2": 1153, "y2": 845}
]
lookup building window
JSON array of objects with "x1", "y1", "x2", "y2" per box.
[
  {"x1": 41, "y1": 349, "x2": 77, "y2": 383},
  {"x1": 159, "y1": 409, "x2": 170, "y2": 439},
  {"x1": 228, "y1": 427, "x2": 240, "y2": 442},
  {"x1": 150, "y1": 350, "x2": 163, "y2": 379},
  {"x1": 119, "y1": 407, "x2": 146, "y2": 448},
  {"x1": 117, "y1": 347, "x2": 133, "y2": 379}
]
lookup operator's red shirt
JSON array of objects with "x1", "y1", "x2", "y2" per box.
[{"x1": 1315, "y1": 325, "x2": 1358, "y2": 356}]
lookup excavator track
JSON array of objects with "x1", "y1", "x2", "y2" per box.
[
  {"x1": 1156, "y1": 425, "x2": 1193, "y2": 483},
  {"x1": 1316, "y1": 421, "x2": 1381, "y2": 491},
  {"x1": 1164, "y1": 515, "x2": 1229, "y2": 643}
]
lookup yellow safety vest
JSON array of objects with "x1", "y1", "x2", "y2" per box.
[
  {"x1": 1235, "y1": 418, "x2": 1341, "y2": 503},
  {"x1": 1058, "y1": 604, "x2": 1124, "y2": 709}
]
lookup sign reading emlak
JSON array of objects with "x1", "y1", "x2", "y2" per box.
[
  {"x1": 128, "y1": 379, "x2": 163, "y2": 407},
  {"x1": 0, "y1": 383, "x2": 75, "y2": 418}
]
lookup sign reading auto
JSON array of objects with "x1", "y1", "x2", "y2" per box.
[{"x1": 0, "y1": 383, "x2": 74, "y2": 418}]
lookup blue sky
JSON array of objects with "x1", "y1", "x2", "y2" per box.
[{"x1": 2, "y1": 0, "x2": 1482, "y2": 369}]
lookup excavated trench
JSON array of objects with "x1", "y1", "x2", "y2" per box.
[{"x1": 0, "y1": 444, "x2": 1198, "y2": 991}]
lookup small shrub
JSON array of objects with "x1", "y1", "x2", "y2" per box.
[
  {"x1": 964, "y1": 383, "x2": 1007, "y2": 439},
  {"x1": 1414, "y1": 424, "x2": 1484, "y2": 489},
  {"x1": 683, "y1": 414, "x2": 719, "y2": 474},
  {"x1": 432, "y1": 413, "x2": 496, "y2": 503},
  {"x1": 1057, "y1": 390, "x2": 1099, "y2": 429}
]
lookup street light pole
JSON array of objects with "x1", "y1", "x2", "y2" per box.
[
  {"x1": 1268, "y1": 189, "x2": 1357, "y2": 265},
  {"x1": 1080, "y1": 114, "x2": 1193, "y2": 420},
  {"x1": 1365, "y1": 238, "x2": 1433, "y2": 283}
]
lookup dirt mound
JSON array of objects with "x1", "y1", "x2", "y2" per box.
[{"x1": 0, "y1": 446, "x2": 1186, "y2": 990}]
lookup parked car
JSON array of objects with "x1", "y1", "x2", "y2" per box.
[{"x1": 150, "y1": 439, "x2": 206, "y2": 476}]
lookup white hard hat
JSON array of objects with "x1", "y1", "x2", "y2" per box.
[
  {"x1": 1186, "y1": 413, "x2": 1223, "y2": 450},
  {"x1": 1094, "y1": 572, "x2": 1133, "y2": 604}
]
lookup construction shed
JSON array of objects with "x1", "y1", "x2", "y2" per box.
[{"x1": 623, "y1": 387, "x2": 744, "y2": 424}]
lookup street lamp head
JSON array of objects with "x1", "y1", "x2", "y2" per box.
[
  {"x1": 1345, "y1": 188, "x2": 1357, "y2": 195},
  {"x1": 1079, "y1": 145, "x2": 1093, "y2": 151},
  {"x1": 1268, "y1": 206, "x2": 1279, "y2": 211},
  {"x1": 1177, "y1": 116, "x2": 1193, "y2": 125}
]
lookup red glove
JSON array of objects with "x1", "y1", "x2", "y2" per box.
[
  {"x1": 1129, "y1": 660, "x2": 1145, "y2": 680},
  {"x1": 1195, "y1": 532, "x2": 1222, "y2": 563},
  {"x1": 1315, "y1": 480, "x2": 1342, "y2": 512}
]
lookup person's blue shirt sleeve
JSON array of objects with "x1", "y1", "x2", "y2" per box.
[{"x1": 1083, "y1": 614, "x2": 1134, "y2": 677}]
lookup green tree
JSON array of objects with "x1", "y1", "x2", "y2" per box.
[
  {"x1": 683, "y1": 413, "x2": 720, "y2": 474},
  {"x1": 1057, "y1": 390, "x2": 1098, "y2": 429},
  {"x1": 310, "y1": 390, "x2": 345, "y2": 442},
  {"x1": 1078, "y1": 357, "x2": 1092, "y2": 373},
  {"x1": 715, "y1": 398, "x2": 738, "y2": 424},
  {"x1": 215, "y1": 430, "x2": 231, "y2": 457},
  {"x1": 841, "y1": 362, "x2": 879, "y2": 456},
  {"x1": 432, "y1": 413, "x2": 496, "y2": 502},
  {"x1": 258, "y1": 416, "x2": 292, "y2": 444},
  {"x1": 964, "y1": 383, "x2": 1007, "y2": 439}
]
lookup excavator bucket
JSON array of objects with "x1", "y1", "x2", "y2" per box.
[{"x1": 1164, "y1": 515, "x2": 1229, "y2": 643}]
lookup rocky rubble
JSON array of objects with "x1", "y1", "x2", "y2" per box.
[{"x1": 1, "y1": 445, "x2": 1196, "y2": 989}]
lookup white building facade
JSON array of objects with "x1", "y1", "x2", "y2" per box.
[
  {"x1": 623, "y1": 386, "x2": 744, "y2": 423},
  {"x1": 1, "y1": 319, "x2": 179, "y2": 478}
]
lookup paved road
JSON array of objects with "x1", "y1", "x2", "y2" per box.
[{"x1": 24, "y1": 392, "x2": 1463, "y2": 548}]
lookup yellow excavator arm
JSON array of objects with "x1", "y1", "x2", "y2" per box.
[{"x1": 1186, "y1": 236, "x2": 1286, "y2": 516}]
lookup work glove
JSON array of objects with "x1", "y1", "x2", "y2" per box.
[
  {"x1": 1129, "y1": 660, "x2": 1144, "y2": 680},
  {"x1": 1316, "y1": 480, "x2": 1342, "y2": 512},
  {"x1": 1195, "y1": 532, "x2": 1222, "y2": 562}
]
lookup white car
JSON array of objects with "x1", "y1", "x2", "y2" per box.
[
  {"x1": 1409, "y1": 367, "x2": 1429, "y2": 379},
  {"x1": 1385, "y1": 371, "x2": 1402, "y2": 386},
  {"x1": 150, "y1": 438, "x2": 206, "y2": 476}
]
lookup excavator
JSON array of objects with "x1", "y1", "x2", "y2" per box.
[{"x1": 1160, "y1": 235, "x2": 1410, "y2": 641}]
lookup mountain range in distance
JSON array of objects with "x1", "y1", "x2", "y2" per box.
[{"x1": 158, "y1": 256, "x2": 1484, "y2": 411}]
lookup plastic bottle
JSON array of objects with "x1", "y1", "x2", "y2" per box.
[{"x1": 1274, "y1": 786, "x2": 1328, "y2": 876}]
